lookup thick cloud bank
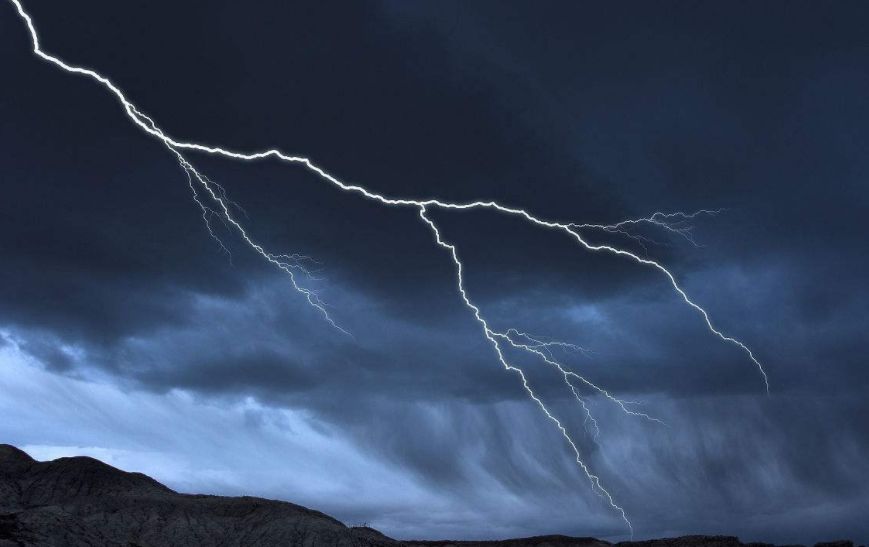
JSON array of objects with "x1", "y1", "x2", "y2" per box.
[{"x1": 1, "y1": 0, "x2": 868, "y2": 543}]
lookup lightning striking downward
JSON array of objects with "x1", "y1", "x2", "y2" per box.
[{"x1": 7, "y1": 0, "x2": 770, "y2": 536}]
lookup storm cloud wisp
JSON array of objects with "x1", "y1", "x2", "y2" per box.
[{"x1": 7, "y1": 0, "x2": 772, "y2": 534}]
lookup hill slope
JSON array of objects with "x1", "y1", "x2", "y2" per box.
[{"x1": 0, "y1": 444, "x2": 855, "y2": 547}]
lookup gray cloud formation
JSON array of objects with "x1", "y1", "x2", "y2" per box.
[{"x1": 1, "y1": 0, "x2": 868, "y2": 544}]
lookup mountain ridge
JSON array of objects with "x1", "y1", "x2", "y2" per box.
[{"x1": 0, "y1": 444, "x2": 856, "y2": 547}]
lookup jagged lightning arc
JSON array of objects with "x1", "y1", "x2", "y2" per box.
[{"x1": 7, "y1": 0, "x2": 770, "y2": 536}]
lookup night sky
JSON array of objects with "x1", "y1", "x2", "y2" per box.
[{"x1": 2, "y1": 1, "x2": 868, "y2": 543}]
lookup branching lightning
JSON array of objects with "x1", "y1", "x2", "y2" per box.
[
  {"x1": 7, "y1": 0, "x2": 770, "y2": 535},
  {"x1": 418, "y1": 206, "x2": 632, "y2": 534},
  {"x1": 572, "y1": 209, "x2": 724, "y2": 250}
]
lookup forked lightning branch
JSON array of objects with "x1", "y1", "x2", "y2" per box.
[{"x1": 6, "y1": 0, "x2": 771, "y2": 536}]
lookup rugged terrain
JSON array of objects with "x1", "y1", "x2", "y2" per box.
[{"x1": 0, "y1": 444, "x2": 856, "y2": 547}]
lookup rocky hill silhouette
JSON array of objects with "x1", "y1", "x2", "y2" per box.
[{"x1": 0, "y1": 444, "x2": 856, "y2": 547}]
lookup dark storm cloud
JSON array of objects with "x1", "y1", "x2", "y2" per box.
[{"x1": 2, "y1": 0, "x2": 869, "y2": 543}]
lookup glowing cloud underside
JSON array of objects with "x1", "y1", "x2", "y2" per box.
[{"x1": 7, "y1": 0, "x2": 770, "y2": 536}]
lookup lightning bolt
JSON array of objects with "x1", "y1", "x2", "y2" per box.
[
  {"x1": 6, "y1": 0, "x2": 770, "y2": 535},
  {"x1": 418, "y1": 206, "x2": 632, "y2": 535},
  {"x1": 573, "y1": 209, "x2": 724, "y2": 249}
]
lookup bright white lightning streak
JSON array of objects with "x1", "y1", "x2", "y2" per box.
[
  {"x1": 575, "y1": 209, "x2": 723, "y2": 246},
  {"x1": 417, "y1": 206, "x2": 632, "y2": 535},
  {"x1": 501, "y1": 330, "x2": 666, "y2": 429},
  {"x1": 170, "y1": 147, "x2": 349, "y2": 335},
  {"x1": 182, "y1": 164, "x2": 233, "y2": 258},
  {"x1": 504, "y1": 330, "x2": 600, "y2": 438},
  {"x1": 7, "y1": 0, "x2": 771, "y2": 532},
  {"x1": 572, "y1": 209, "x2": 724, "y2": 255},
  {"x1": 504, "y1": 328, "x2": 592, "y2": 357}
]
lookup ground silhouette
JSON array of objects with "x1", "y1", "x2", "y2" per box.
[{"x1": 0, "y1": 444, "x2": 856, "y2": 547}]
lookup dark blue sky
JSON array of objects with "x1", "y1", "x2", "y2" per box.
[{"x1": 1, "y1": 0, "x2": 868, "y2": 543}]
